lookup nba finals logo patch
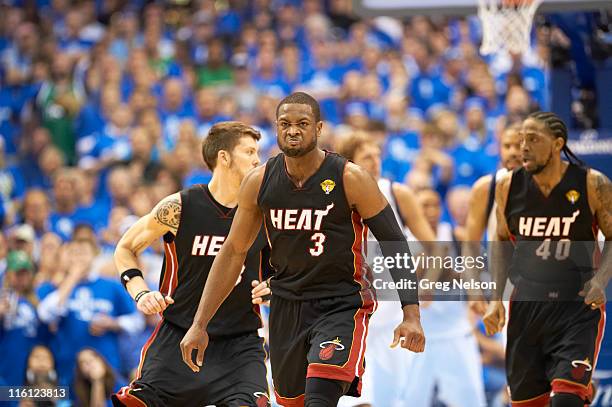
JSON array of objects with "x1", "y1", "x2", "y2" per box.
[
  {"x1": 319, "y1": 337, "x2": 344, "y2": 360},
  {"x1": 570, "y1": 358, "x2": 592, "y2": 381},
  {"x1": 253, "y1": 392, "x2": 270, "y2": 407},
  {"x1": 566, "y1": 190, "x2": 580, "y2": 204},
  {"x1": 321, "y1": 179, "x2": 335, "y2": 195}
]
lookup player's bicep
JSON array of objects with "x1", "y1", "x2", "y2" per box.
[
  {"x1": 149, "y1": 193, "x2": 182, "y2": 234},
  {"x1": 590, "y1": 170, "x2": 612, "y2": 239},
  {"x1": 117, "y1": 193, "x2": 181, "y2": 255},
  {"x1": 344, "y1": 162, "x2": 388, "y2": 218}
]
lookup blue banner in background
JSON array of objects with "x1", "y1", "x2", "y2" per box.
[{"x1": 567, "y1": 130, "x2": 612, "y2": 178}]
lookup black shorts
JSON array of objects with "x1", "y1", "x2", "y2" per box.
[
  {"x1": 112, "y1": 320, "x2": 270, "y2": 407},
  {"x1": 506, "y1": 300, "x2": 606, "y2": 406},
  {"x1": 269, "y1": 294, "x2": 376, "y2": 407}
]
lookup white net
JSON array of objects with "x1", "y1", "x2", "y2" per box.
[{"x1": 478, "y1": 0, "x2": 542, "y2": 55}]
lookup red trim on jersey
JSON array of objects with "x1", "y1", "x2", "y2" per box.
[
  {"x1": 113, "y1": 318, "x2": 164, "y2": 405},
  {"x1": 274, "y1": 391, "x2": 305, "y2": 407},
  {"x1": 593, "y1": 304, "x2": 606, "y2": 368},
  {"x1": 551, "y1": 379, "x2": 593, "y2": 402},
  {"x1": 263, "y1": 217, "x2": 273, "y2": 249},
  {"x1": 135, "y1": 318, "x2": 163, "y2": 379},
  {"x1": 113, "y1": 386, "x2": 148, "y2": 407},
  {"x1": 160, "y1": 242, "x2": 178, "y2": 296},
  {"x1": 350, "y1": 211, "x2": 376, "y2": 309},
  {"x1": 510, "y1": 391, "x2": 550, "y2": 407},
  {"x1": 307, "y1": 307, "x2": 371, "y2": 383}
]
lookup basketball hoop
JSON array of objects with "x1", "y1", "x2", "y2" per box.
[{"x1": 478, "y1": 0, "x2": 542, "y2": 55}]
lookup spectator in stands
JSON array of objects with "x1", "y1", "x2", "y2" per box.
[
  {"x1": 34, "y1": 145, "x2": 66, "y2": 192},
  {"x1": 194, "y1": 87, "x2": 226, "y2": 138},
  {"x1": 35, "y1": 232, "x2": 62, "y2": 286},
  {"x1": 197, "y1": 38, "x2": 233, "y2": 88},
  {"x1": 106, "y1": 166, "x2": 133, "y2": 210},
  {"x1": 24, "y1": 345, "x2": 58, "y2": 389},
  {"x1": 7, "y1": 224, "x2": 35, "y2": 260},
  {"x1": 74, "y1": 348, "x2": 119, "y2": 407},
  {"x1": 126, "y1": 127, "x2": 161, "y2": 183},
  {"x1": 1, "y1": 22, "x2": 39, "y2": 87},
  {"x1": 21, "y1": 189, "x2": 52, "y2": 243},
  {"x1": 20, "y1": 127, "x2": 53, "y2": 187},
  {"x1": 37, "y1": 52, "x2": 82, "y2": 165},
  {"x1": 0, "y1": 251, "x2": 45, "y2": 386},
  {"x1": 76, "y1": 85, "x2": 121, "y2": 142},
  {"x1": 413, "y1": 123, "x2": 454, "y2": 195},
  {"x1": 37, "y1": 237, "x2": 143, "y2": 387},
  {"x1": 49, "y1": 168, "x2": 81, "y2": 240},
  {"x1": 0, "y1": 139, "x2": 25, "y2": 226},
  {"x1": 505, "y1": 85, "x2": 534, "y2": 124},
  {"x1": 229, "y1": 52, "x2": 260, "y2": 114},
  {"x1": 159, "y1": 78, "x2": 193, "y2": 149}
]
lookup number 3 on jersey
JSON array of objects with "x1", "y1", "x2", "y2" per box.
[{"x1": 309, "y1": 232, "x2": 326, "y2": 256}]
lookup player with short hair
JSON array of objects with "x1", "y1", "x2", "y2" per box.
[
  {"x1": 112, "y1": 121, "x2": 271, "y2": 407},
  {"x1": 484, "y1": 112, "x2": 611, "y2": 407},
  {"x1": 181, "y1": 92, "x2": 425, "y2": 407}
]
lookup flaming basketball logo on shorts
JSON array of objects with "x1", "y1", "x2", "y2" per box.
[
  {"x1": 253, "y1": 392, "x2": 270, "y2": 407},
  {"x1": 319, "y1": 337, "x2": 345, "y2": 361},
  {"x1": 320, "y1": 179, "x2": 335, "y2": 195},
  {"x1": 570, "y1": 358, "x2": 592, "y2": 381},
  {"x1": 566, "y1": 190, "x2": 580, "y2": 204}
]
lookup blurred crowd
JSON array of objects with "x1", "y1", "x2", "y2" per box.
[{"x1": 0, "y1": 0, "x2": 609, "y2": 405}]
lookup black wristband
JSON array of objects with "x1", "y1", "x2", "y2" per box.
[
  {"x1": 120, "y1": 268, "x2": 144, "y2": 289},
  {"x1": 134, "y1": 290, "x2": 151, "y2": 304}
]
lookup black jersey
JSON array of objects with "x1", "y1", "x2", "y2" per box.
[
  {"x1": 159, "y1": 184, "x2": 268, "y2": 337},
  {"x1": 504, "y1": 164, "x2": 597, "y2": 295},
  {"x1": 257, "y1": 152, "x2": 373, "y2": 302}
]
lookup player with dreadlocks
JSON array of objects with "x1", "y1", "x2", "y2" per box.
[{"x1": 483, "y1": 112, "x2": 611, "y2": 407}]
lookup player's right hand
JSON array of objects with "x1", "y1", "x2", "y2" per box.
[
  {"x1": 136, "y1": 291, "x2": 174, "y2": 315},
  {"x1": 482, "y1": 300, "x2": 506, "y2": 336},
  {"x1": 251, "y1": 279, "x2": 271, "y2": 305},
  {"x1": 180, "y1": 325, "x2": 209, "y2": 373}
]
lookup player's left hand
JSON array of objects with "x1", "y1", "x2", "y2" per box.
[
  {"x1": 251, "y1": 279, "x2": 271, "y2": 305},
  {"x1": 391, "y1": 307, "x2": 425, "y2": 352},
  {"x1": 180, "y1": 325, "x2": 209, "y2": 373},
  {"x1": 579, "y1": 276, "x2": 607, "y2": 310}
]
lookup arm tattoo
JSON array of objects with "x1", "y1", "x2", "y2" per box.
[
  {"x1": 155, "y1": 198, "x2": 181, "y2": 230},
  {"x1": 594, "y1": 172, "x2": 612, "y2": 236}
]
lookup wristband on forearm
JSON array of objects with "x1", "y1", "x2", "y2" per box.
[{"x1": 120, "y1": 268, "x2": 144, "y2": 289}]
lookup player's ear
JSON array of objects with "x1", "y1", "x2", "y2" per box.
[
  {"x1": 218, "y1": 150, "x2": 230, "y2": 168},
  {"x1": 553, "y1": 137, "x2": 564, "y2": 153},
  {"x1": 316, "y1": 121, "x2": 323, "y2": 138}
]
